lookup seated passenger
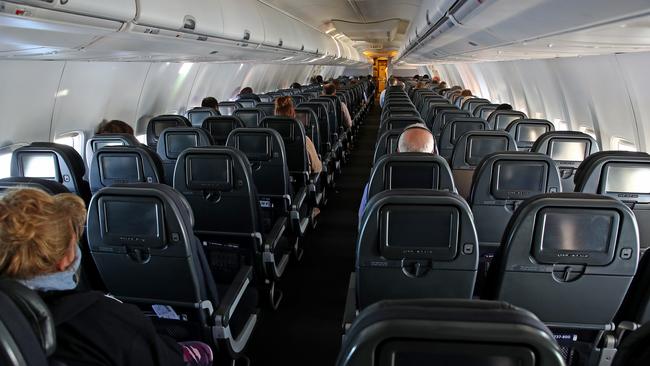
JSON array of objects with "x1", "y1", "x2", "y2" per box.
[
  {"x1": 413, "y1": 74, "x2": 420, "y2": 81},
  {"x1": 0, "y1": 188, "x2": 213, "y2": 366},
  {"x1": 415, "y1": 81, "x2": 427, "y2": 89},
  {"x1": 379, "y1": 76, "x2": 397, "y2": 108},
  {"x1": 201, "y1": 96, "x2": 219, "y2": 110},
  {"x1": 291, "y1": 82, "x2": 302, "y2": 89},
  {"x1": 358, "y1": 123, "x2": 437, "y2": 221},
  {"x1": 460, "y1": 89, "x2": 473, "y2": 104},
  {"x1": 496, "y1": 103, "x2": 513, "y2": 111},
  {"x1": 96, "y1": 119, "x2": 134, "y2": 135},
  {"x1": 324, "y1": 83, "x2": 353, "y2": 129},
  {"x1": 274, "y1": 96, "x2": 322, "y2": 174},
  {"x1": 237, "y1": 86, "x2": 261, "y2": 102}
]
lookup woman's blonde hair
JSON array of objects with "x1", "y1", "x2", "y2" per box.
[
  {"x1": 0, "y1": 188, "x2": 86, "y2": 279},
  {"x1": 274, "y1": 96, "x2": 295, "y2": 118}
]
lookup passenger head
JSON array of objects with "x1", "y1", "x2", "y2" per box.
[
  {"x1": 389, "y1": 77, "x2": 398, "y2": 86},
  {"x1": 438, "y1": 81, "x2": 447, "y2": 89},
  {"x1": 450, "y1": 85, "x2": 463, "y2": 91},
  {"x1": 413, "y1": 74, "x2": 420, "y2": 81},
  {"x1": 323, "y1": 83, "x2": 337, "y2": 95},
  {"x1": 461, "y1": 89, "x2": 472, "y2": 97},
  {"x1": 496, "y1": 103, "x2": 513, "y2": 111},
  {"x1": 0, "y1": 188, "x2": 86, "y2": 280},
  {"x1": 422, "y1": 74, "x2": 430, "y2": 80},
  {"x1": 291, "y1": 82, "x2": 302, "y2": 89},
  {"x1": 240, "y1": 87, "x2": 254, "y2": 95},
  {"x1": 316, "y1": 75, "x2": 324, "y2": 84},
  {"x1": 201, "y1": 96, "x2": 219, "y2": 109},
  {"x1": 415, "y1": 81, "x2": 426, "y2": 89},
  {"x1": 96, "y1": 119, "x2": 134, "y2": 135},
  {"x1": 274, "y1": 96, "x2": 295, "y2": 118},
  {"x1": 396, "y1": 81, "x2": 406, "y2": 90},
  {"x1": 397, "y1": 123, "x2": 437, "y2": 154}
]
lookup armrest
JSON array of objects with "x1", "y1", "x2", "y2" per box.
[
  {"x1": 342, "y1": 272, "x2": 358, "y2": 334},
  {"x1": 290, "y1": 187, "x2": 309, "y2": 236},
  {"x1": 214, "y1": 265, "x2": 253, "y2": 328},
  {"x1": 262, "y1": 217, "x2": 289, "y2": 279}
]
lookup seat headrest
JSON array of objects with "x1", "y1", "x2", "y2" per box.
[
  {"x1": 0, "y1": 279, "x2": 56, "y2": 357},
  {"x1": 173, "y1": 146, "x2": 253, "y2": 194},
  {"x1": 338, "y1": 298, "x2": 563, "y2": 366},
  {"x1": 89, "y1": 145, "x2": 164, "y2": 193},
  {"x1": 85, "y1": 133, "x2": 141, "y2": 169},
  {"x1": 368, "y1": 153, "x2": 456, "y2": 201},
  {"x1": 226, "y1": 127, "x2": 286, "y2": 163},
  {"x1": 470, "y1": 151, "x2": 562, "y2": 203},
  {"x1": 531, "y1": 131, "x2": 600, "y2": 166},
  {"x1": 574, "y1": 151, "x2": 650, "y2": 199},
  {"x1": 217, "y1": 101, "x2": 243, "y2": 116},
  {"x1": 440, "y1": 117, "x2": 489, "y2": 149},
  {"x1": 186, "y1": 107, "x2": 219, "y2": 126},
  {"x1": 156, "y1": 127, "x2": 213, "y2": 161},
  {"x1": 373, "y1": 129, "x2": 404, "y2": 164},
  {"x1": 260, "y1": 116, "x2": 306, "y2": 144},
  {"x1": 451, "y1": 131, "x2": 518, "y2": 169},
  {"x1": 500, "y1": 193, "x2": 638, "y2": 268},
  {"x1": 505, "y1": 119, "x2": 555, "y2": 150},
  {"x1": 201, "y1": 115, "x2": 245, "y2": 145},
  {"x1": 10, "y1": 142, "x2": 87, "y2": 197},
  {"x1": 0, "y1": 177, "x2": 69, "y2": 195},
  {"x1": 487, "y1": 110, "x2": 528, "y2": 130},
  {"x1": 146, "y1": 115, "x2": 191, "y2": 148},
  {"x1": 232, "y1": 108, "x2": 266, "y2": 128}
]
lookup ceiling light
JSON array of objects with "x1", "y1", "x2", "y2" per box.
[{"x1": 325, "y1": 28, "x2": 336, "y2": 34}]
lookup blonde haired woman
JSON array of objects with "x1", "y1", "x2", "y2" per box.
[{"x1": 0, "y1": 188, "x2": 212, "y2": 366}]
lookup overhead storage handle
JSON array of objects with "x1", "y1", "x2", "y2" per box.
[{"x1": 183, "y1": 15, "x2": 196, "y2": 30}]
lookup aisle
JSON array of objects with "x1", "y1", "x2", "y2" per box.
[{"x1": 247, "y1": 105, "x2": 379, "y2": 365}]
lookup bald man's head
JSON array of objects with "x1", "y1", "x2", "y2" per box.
[{"x1": 397, "y1": 124, "x2": 437, "y2": 154}]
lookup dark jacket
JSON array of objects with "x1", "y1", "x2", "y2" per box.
[{"x1": 41, "y1": 290, "x2": 184, "y2": 366}]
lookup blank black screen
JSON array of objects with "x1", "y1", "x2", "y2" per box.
[
  {"x1": 496, "y1": 115, "x2": 522, "y2": 130},
  {"x1": 518, "y1": 125, "x2": 548, "y2": 143},
  {"x1": 468, "y1": 137, "x2": 508, "y2": 165},
  {"x1": 189, "y1": 112, "x2": 211, "y2": 126},
  {"x1": 154, "y1": 121, "x2": 178, "y2": 136},
  {"x1": 100, "y1": 156, "x2": 140, "y2": 181},
  {"x1": 388, "y1": 164, "x2": 437, "y2": 189},
  {"x1": 452, "y1": 122, "x2": 483, "y2": 144},
  {"x1": 236, "y1": 113, "x2": 259, "y2": 128},
  {"x1": 605, "y1": 165, "x2": 650, "y2": 193},
  {"x1": 189, "y1": 156, "x2": 230, "y2": 184},
  {"x1": 496, "y1": 163, "x2": 545, "y2": 192},
  {"x1": 238, "y1": 135, "x2": 270, "y2": 159},
  {"x1": 549, "y1": 140, "x2": 588, "y2": 161},
  {"x1": 104, "y1": 201, "x2": 160, "y2": 238},
  {"x1": 385, "y1": 208, "x2": 454, "y2": 248},
  {"x1": 207, "y1": 122, "x2": 234, "y2": 141},
  {"x1": 166, "y1": 134, "x2": 198, "y2": 156},
  {"x1": 542, "y1": 212, "x2": 613, "y2": 252}
]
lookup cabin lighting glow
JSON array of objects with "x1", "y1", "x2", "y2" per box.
[
  {"x1": 178, "y1": 63, "x2": 193, "y2": 76},
  {"x1": 55, "y1": 89, "x2": 69, "y2": 97}
]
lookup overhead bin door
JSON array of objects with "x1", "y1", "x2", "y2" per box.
[
  {"x1": 257, "y1": 4, "x2": 300, "y2": 50},
  {"x1": 3, "y1": 0, "x2": 136, "y2": 22},
  {"x1": 221, "y1": 0, "x2": 264, "y2": 45},
  {"x1": 135, "y1": 0, "x2": 224, "y2": 36}
]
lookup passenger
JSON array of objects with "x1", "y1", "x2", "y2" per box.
[
  {"x1": 358, "y1": 123, "x2": 437, "y2": 221},
  {"x1": 461, "y1": 89, "x2": 472, "y2": 97},
  {"x1": 415, "y1": 81, "x2": 427, "y2": 89},
  {"x1": 274, "y1": 96, "x2": 322, "y2": 174},
  {"x1": 496, "y1": 103, "x2": 513, "y2": 111},
  {"x1": 324, "y1": 83, "x2": 353, "y2": 129},
  {"x1": 379, "y1": 76, "x2": 396, "y2": 108},
  {"x1": 316, "y1": 75, "x2": 324, "y2": 84},
  {"x1": 291, "y1": 82, "x2": 302, "y2": 89},
  {"x1": 95, "y1": 119, "x2": 134, "y2": 135},
  {"x1": 413, "y1": 74, "x2": 420, "y2": 81},
  {"x1": 432, "y1": 76, "x2": 441, "y2": 84},
  {"x1": 237, "y1": 86, "x2": 261, "y2": 102},
  {"x1": 201, "y1": 96, "x2": 219, "y2": 110},
  {"x1": 0, "y1": 188, "x2": 213, "y2": 366},
  {"x1": 422, "y1": 74, "x2": 430, "y2": 80}
]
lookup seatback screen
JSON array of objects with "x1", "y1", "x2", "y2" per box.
[
  {"x1": 100, "y1": 155, "x2": 141, "y2": 182},
  {"x1": 238, "y1": 100, "x2": 256, "y2": 108},
  {"x1": 534, "y1": 208, "x2": 618, "y2": 265},
  {"x1": 451, "y1": 122, "x2": 484, "y2": 144},
  {"x1": 20, "y1": 153, "x2": 58, "y2": 180},
  {"x1": 380, "y1": 205, "x2": 459, "y2": 260},
  {"x1": 467, "y1": 136, "x2": 509, "y2": 166},
  {"x1": 492, "y1": 161, "x2": 547, "y2": 199},
  {"x1": 186, "y1": 155, "x2": 232, "y2": 190},
  {"x1": 479, "y1": 107, "x2": 497, "y2": 120},
  {"x1": 517, "y1": 125, "x2": 548, "y2": 144},
  {"x1": 604, "y1": 164, "x2": 650, "y2": 194},
  {"x1": 387, "y1": 163, "x2": 438, "y2": 190},
  {"x1": 236, "y1": 134, "x2": 271, "y2": 161},
  {"x1": 166, "y1": 133, "x2": 198, "y2": 158},
  {"x1": 93, "y1": 140, "x2": 125, "y2": 151},
  {"x1": 102, "y1": 199, "x2": 164, "y2": 248},
  {"x1": 153, "y1": 120, "x2": 179, "y2": 137},
  {"x1": 496, "y1": 114, "x2": 522, "y2": 130},
  {"x1": 189, "y1": 111, "x2": 211, "y2": 127},
  {"x1": 236, "y1": 113, "x2": 259, "y2": 128},
  {"x1": 549, "y1": 140, "x2": 588, "y2": 161},
  {"x1": 207, "y1": 122, "x2": 234, "y2": 143}
]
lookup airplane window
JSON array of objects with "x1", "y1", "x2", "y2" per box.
[
  {"x1": 54, "y1": 131, "x2": 84, "y2": 157},
  {"x1": 611, "y1": 137, "x2": 637, "y2": 152}
]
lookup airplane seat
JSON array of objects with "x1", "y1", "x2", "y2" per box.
[
  {"x1": 356, "y1": 190, "x2": 478, "y2": 309},
  {"x1": 488, "y1": 110, "x2": 528, "y2": 130},
  {"x1": 373, "y1": 129, "x2": 403, "y2": 165},
  {"x1": 378, "y1": 116, "x2": 426, "y2": 137},
  {"x1": 290, "y1": 95, "x2": 305, "y2": 106},
  {"x1": 611, "y1": 318, "x2": 650, "y2": 366},
  {"x1": 366, "y1": 153, "x2": 456, "y2": 206},
  {"x1": 89, "y1": 145, "x2": 164, "y2": 194},
  {"x1": 0, "y1": 279, "x2": 57, "y2": 366},
  {"x1": 615, "y1": 251, "x2": 650, "y2": 324},
  {"x1": 337, "y1": 299, "x2": 565, "y2": 366},
  {"x1": 226, "y1": 127, "x2": 309, "y2": 239},
  {"x1": 255, "y1": 102, "x2": 275, "y2": 116},
  {"x1": 531, "y1": 131, "x2": 600, "y2": 192},
  {"x1": 260, "y1": 116, "x2": 325, "y2": 207},
  {"x1": 438, "y1": 117, "x2": 489, "y2": 160},
  {"x1": 295, "y1": 107, "x2": 332, "y2": 183},
  {"x1": 201, "y1": 115, "x2": 245, "y2": 145},
  {"x1": 156, "y1": 127, "x2": 213, "y2": 185},
  {"x1": 232, "y1": 108, "x2": 266, "y2": 128},
  {"x1": 461, "y1": 97, "x2": 490, "y2": 112},
  {"x1": 308, "y1": 98, "x2": 343, "y2": 157},
  {"x1": 484, "y1": 193, "x2": 638, "y2": 362},
  {"x1": 298, "y1": 102, "x2": 336, "y2": 162},
  {"x1": 506, "y1": 119, "x2": 555, "y2": 151},
  {"x1": 257, "y1": 94, "x2": 273, "y2": 103},
  {"x1": 450, "y1": 131, "x2": 518, "y2": 199},
  {"x1": 474, "y1": 104, "x2": 499, "y2": 119},
  {"x1": 84, "y1": 133, "x2": 141, "y2": 171},
  {"x1": 86, "y1": 183, "x2": 258, "y2": 355},
  {"x1": 469, "y1": 152, "x2": 562, "y2": 295},
  {"x1": 217, "y1": 101, "x2": 243, "y2": 116},
  {"x1": 236, "y1": 99, "x2": 257, "y2": 109},
  {"x1": 10, "y1": 142, "x2": 91, "y2": 203},
  {"x1": 425, "y1": 104, "x2": 458, "y2": 130},
  {"x1": 186, "y1": 107, "x2": 220, "y2": 127},
  {"x1": 145, "y1": 114, "x2": 192, "y2": 150}
]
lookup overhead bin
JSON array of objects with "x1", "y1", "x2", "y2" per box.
[
  {"x1": 135, "y1": 0, "x2": 224, "y2": 37},
  {"x1": 221, "y1": 0, "x2": 264, "y2": 45},
  {"x1": 2, "y1": 0, "x2": 136, "y2": 22},
  {"x1": 258, "y1": 4, "x2": 300, "y2": 50}
]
